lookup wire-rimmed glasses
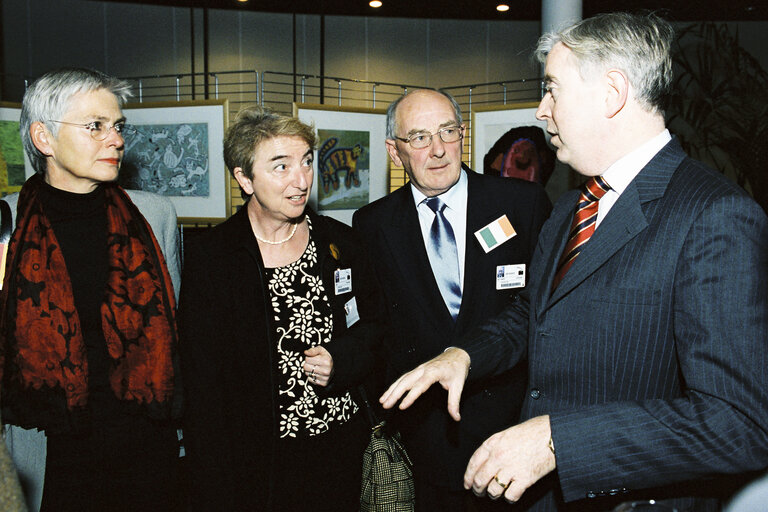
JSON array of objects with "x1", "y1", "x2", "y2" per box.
[
  {"x1": 393, "y1": 125, "x2": 464, "y2": 149},
  {"x1": 49, "y1": 120, "x2": 136, "y2": 141}
]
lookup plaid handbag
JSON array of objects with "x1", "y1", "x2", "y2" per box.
[{"x1": 359, "y1": 387, "x2": 415, "y2": 512}]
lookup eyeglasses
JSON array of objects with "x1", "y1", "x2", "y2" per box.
[
  {"x1": 49, "y1": 120, "x2": 136, "y2": 141},
  {"x1": 394, "y1": 125, "x2": 463, "y2": 149}
]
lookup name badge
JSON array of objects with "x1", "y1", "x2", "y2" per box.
[
  {"x1": 344, "y1": 297, "x2": 360, "y2": 328},
  {"x1": 334, "y1": 268, "x2": 352, "y2": 295},
  {"x1": 475, "y1": 215, "x2": 517, "y2": 253},
  {"x1": 496, "y1": 264, "x2": 526, "y2": 290}
]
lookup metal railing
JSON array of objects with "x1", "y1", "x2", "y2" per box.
[
  {"x1": 259, "y1": 71, "x2": 425, "y2": 112},
  {"x1": 0, "y1": 69, "x2": 544, "y2": 231},
  {"x1": 2, "y1": 69, "x2": 542, "y2": 115}
]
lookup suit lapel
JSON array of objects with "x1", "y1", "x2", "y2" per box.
[
  {"x1": 548, "y1": 185, "x2": 647, "y2": 305},
  {"x1": 534, "y1": 194, "x2": 576, "y2": 313},
  {"x1": 382, "y1": 186, "x2": 455, "y2": 328},
  {"x1": 458, "y1": 171, "x2": 501, "y2": 328},
  {"x1": 544, "y1": 138, "x2": 687, "y2": 310}
]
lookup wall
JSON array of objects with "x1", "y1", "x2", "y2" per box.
[
  {"x1": 2, "y1": 0, "x2": 766, "y2": 209},
  {"x1": 1, "y1": 0, "x2": 543, "y2": 101}
]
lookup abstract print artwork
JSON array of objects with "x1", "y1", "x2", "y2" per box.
[
  {"x1": 0, "y1": 120, "x2": 26, "y2": 197},
  {"x1": 0, "y1": 104, "x2": 33, "y2": 197},
  {"x1": 122, "y1": 100, "x2": 229, "y2": 223},
  {"x1": 121, "y1": 123, "x2": 210, "y2": 198},
  {"x1": 316, "y1": 129, "x2": 370, "y2": 210}
]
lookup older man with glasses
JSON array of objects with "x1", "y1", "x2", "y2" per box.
[{"x1": 353, "y1": 88, "x2": 551, "y2": 511}]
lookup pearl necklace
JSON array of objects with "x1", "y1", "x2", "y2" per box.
[{"x1": 254, "y1": 222, "x2": 299, "y2": 245}]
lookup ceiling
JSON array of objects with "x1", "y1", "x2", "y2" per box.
[{"x1": 95, "y1": 0, "x2": 768, "y2": 21}]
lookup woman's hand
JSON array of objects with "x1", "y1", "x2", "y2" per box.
[{"x1": 303, "y1": 346, "x2": 334, "y2": 387}]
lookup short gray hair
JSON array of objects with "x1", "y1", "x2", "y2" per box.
[
  {"x1": 535, "y1": 12, "x2": 674, "y2": 114},
  {"x1": 20, "y1": 68, "x2": 133, "y2": 174},
  {"x1": 386, "y1": 89, "x2": 463, "y2": 139},
  {"x1": 224, "y1": 105, "x2": 317, "y2": 200}
]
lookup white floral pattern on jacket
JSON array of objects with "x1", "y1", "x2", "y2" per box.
[{"x1": 267, "y1": 226, "x2": 357, "y2": 439}]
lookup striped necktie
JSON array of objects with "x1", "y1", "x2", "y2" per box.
[
  {"x1": 551, "y1": 176, "x2": 611, "y2": 291},
  {"x1": 424, "y1": 197, "x2": 462, "y2": 320}
]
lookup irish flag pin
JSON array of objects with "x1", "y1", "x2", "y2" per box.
[{"x1": 474, "y1": 215, "x2": 516, "y2": 253}]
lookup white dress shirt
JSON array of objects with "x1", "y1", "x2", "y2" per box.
[
  {"x1": 597, "y1": 129, "x2": 672, "y2": 227},
  {"x1": 410, "y1": 169, "x2": 468, "y2": 290}
]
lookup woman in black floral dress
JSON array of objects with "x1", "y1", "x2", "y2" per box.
[{"x1": 179, "y1": 106, "x2": 385, "y2": 511}]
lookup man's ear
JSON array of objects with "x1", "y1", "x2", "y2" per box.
[
  {"x1": 605, "y1": 69, "x2": 629, "y2": 118},
  {"x1": 233, "y1": 167, "x2": 254, "y2": 196},
  {"x1": 30, "y1": 121, "x2": 53, "y2": 156},
  {"x1": 385, "y1": 139, "x2": 403, "y2": 167}
]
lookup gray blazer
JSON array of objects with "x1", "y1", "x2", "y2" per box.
[{"x1": 2, "y1": 187, "x2": 181, "y2": 512}]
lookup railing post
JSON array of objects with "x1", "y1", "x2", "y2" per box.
[
  {"x1": 337, "y1": 80, "x2": 342, "y2": 106},
  {"x1": 301, "y1": 76, "x2": 306, "y2": 103},
  {"x1": 255, "y1": 71, "x2": 260, "y2": 105},
  {"x1": 213, "y1": 73, "x2": 219, "y2": 99},
  {"x1": 260, "y1": 71, "x2": 265, "y2": 106},
  {"x1": 372, "y1": 83, "x2": 377, "y2": 108},
  {"x1": 175, "y1": 76, "x2": 181, "y2": 102}
]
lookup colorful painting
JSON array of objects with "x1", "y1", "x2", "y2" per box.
[
  {"x1": 120, "y1": 122, "x2": 209, "y2": 198},
  {"x1": 123, "y1": 100, "x2": 229, "y2": 224},
  {"x1": 316, "y1": 129, "x2": 370, "y2": 210},
  {"x1": 0, "y1": 120, "x2": 26, "y2": 197}
]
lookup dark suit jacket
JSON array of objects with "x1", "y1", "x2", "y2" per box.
[
  {"x1": 463, "y1": 139, "x2": 768, "y2": 511},
  {"x1": 353, "y1": 168, "x2": 551, "y2": 489},
  {"x1": 178, "y1": 206, "x2": 385, "y2": 511}
]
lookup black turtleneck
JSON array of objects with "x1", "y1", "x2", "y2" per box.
[{"x1": 38, "y1": 181, "x2": 113, "y2": 415}]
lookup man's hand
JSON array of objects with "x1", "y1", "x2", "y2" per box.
[
  {"x1": 464, "y1": 415, "x2": 556, "y2": 503},
  {"x1": 379, "y1": 347, "x2": 470, "y2": 421}
]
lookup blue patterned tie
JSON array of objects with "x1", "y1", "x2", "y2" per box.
[{"x1": 424, "y1": 197, "x2": 462, "y2": 320}]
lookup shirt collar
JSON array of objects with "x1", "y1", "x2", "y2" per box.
[
  {"x1": 411, "y1": 168, "x2": 468, "y2": 212},
  {"x1": 602, "y1": 129, "x2": 671, "y2": 193}
]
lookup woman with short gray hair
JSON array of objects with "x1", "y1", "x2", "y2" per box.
[{"x1": 1, "y1": 67, "x2": 182, "y2": 512}]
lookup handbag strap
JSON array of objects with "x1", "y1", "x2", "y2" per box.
[{"x1": 357, "y1": 385, "x2": 384, "y2": 432}]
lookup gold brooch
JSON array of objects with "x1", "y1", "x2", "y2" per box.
[{"x1": 329, "y1": 243, "x2": 340, "y2": 261}]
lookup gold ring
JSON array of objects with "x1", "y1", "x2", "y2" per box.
[
  {"x1": 494, "y1": 475, "x2": 510, "y2": 490},
  {"x1": 309, "y1": 368, "x2": 315, "y2": 379}
]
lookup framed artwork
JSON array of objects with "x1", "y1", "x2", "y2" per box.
[
  {"x1": 122, "y1": 99, "x2": 230, "y2": 224},
  {"x1": 294, "y1": 103, "x2": 388, "y2": 225},
  {"x1": 0, "y1": 102, "x2": 34, "y2": 197},
  {"x1": 471, "y1": 102, "x2": 548, "y2": 172}
]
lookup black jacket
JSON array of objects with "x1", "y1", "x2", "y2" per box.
[
  {"x1": 353, "y1": 168, "x2": 551, "y2": 490},
  {"x1": 178, "y1": 205, "x2": 385, "y2": 510}
]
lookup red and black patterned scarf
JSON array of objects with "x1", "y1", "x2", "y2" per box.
[{"x1": 0, "y1": 174, "x2": 178, "y2": 430}]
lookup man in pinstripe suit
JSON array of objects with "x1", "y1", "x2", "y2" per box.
[{"x1": 379, "y1": 12, "x2": 768, "y2": 512}]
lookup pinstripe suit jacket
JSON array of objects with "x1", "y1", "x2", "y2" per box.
[{"x1": 462, "y1": 139, "x2": 768, "y2": 511}]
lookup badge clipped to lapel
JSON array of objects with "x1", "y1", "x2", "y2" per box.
[
  {"x1": 344, "y1": 297, "x2": 360, "y2": 328},
  {"x1": 334, "y1": 268, "x2": 352, "y2": 295},
  {"x1": 496, "y1": 264, "x2": 526, "y2": 290},
  {"x1": 475, "y1": 215, "x2": 516, "y2": 253}
]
